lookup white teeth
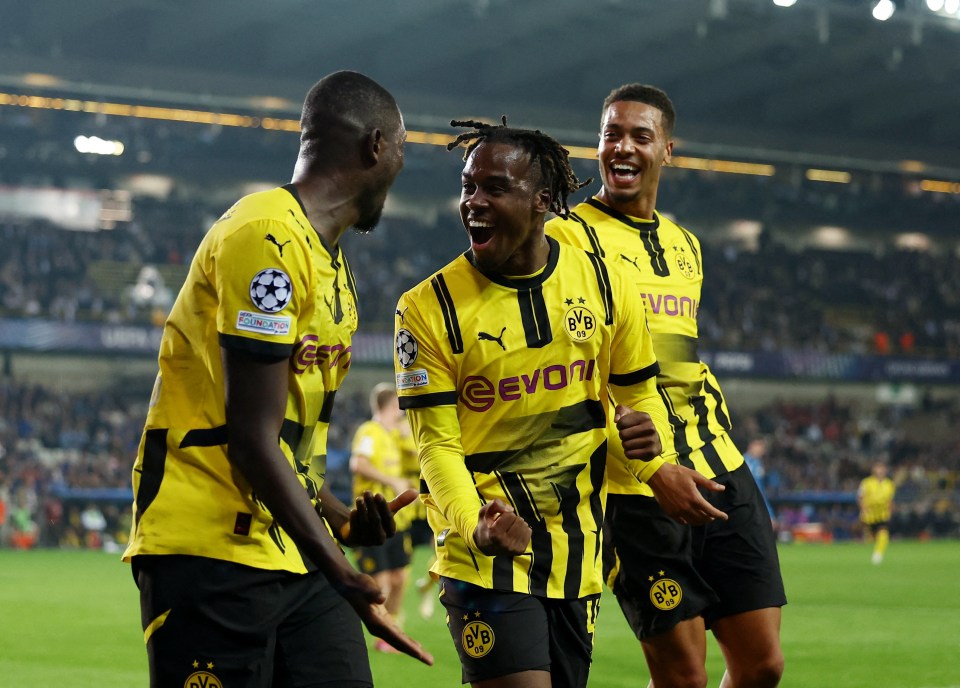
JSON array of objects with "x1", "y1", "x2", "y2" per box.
[
  {"x1": 469, "y1": 221, "x2": 493, "y2": 227},
  {"x1": 611, "y1": 164, "x2": 637, "y2": 173}
]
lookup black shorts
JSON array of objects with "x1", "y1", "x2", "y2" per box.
[
  {"x1": 133, "y1": 555, "x2": 371, "y2": 688},
  {"x1": 354, "y1": 531, "x2": 412, "y2": 575},
  {"x1": 439, "y1": 576, "x2": 599, "y2": 687},
  {"x1": 604, "y1": 463, "x2": 786, "y2": 639},
  {"x1": 865, "y1": 520, "x2": 890, "y2": 535}
]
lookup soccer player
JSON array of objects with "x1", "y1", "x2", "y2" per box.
[
  {"x1": 547, "y1": 84, "x2": 786, "y2": 688},
  {"x1": 394, "y1": 118, "x2": 725, "y2": 688},
  {"x1": 122, "y1": 71, "x2": 432, "y2": 688},
  {"x1": 858, "y1": 461, "x2": 895, "y2": 564},
  {"x1": 350, "y1": 382, "x2": 414, "y2": 651}
]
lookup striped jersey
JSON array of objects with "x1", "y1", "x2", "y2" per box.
[
  {"x1": 547, "y1": 197, "x2": 743, "y2": 496},
  {"x1": 351, "y1": 420, "x2": 412, "y2": 531},
  {"x1": 394, "y1": 237, "x2": 670, "y2": 599},
  {"x1": 858, "y1": 476, "x2": 895, "y2": 524},
  {"x1": 123, "y1": 185, "x2": 358, "y2": 573}
]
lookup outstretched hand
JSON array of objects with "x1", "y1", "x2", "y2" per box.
[
  {"x1": 339, "y1": 489, "x2": 419, "y2": 547},
  {"x1": 336, "y1": 569, "x2": 434, "y2": 666},
  {"x1": 473, "y1": 499, "x2": 532, "y2": 557},
  {"x1": 646, "y1": 463, "x2": 728, "y2": 526},
  {"x1": 615, "y1": 405, "x2": 663, "y2": 461}
]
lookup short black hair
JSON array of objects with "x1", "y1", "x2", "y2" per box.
[
  {"x1": 300, "y1": 71, "x2": 401, "y2": 155},
  {"x1": 602, "y1": 83, "x2": 676, "y2": 137},
  {"x1": 447, "y1": 117, "x2": 589, "y2": 219}
]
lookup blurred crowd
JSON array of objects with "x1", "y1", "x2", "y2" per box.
[
  {"x1": 2, "y1": 209, "x2": 959, "y2": 361},
  {"x1": 1, "y1": 377, "x2": 958, "y2": 550}
]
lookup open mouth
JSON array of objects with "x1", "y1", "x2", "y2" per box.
[
  {"x1": 609, "y1": 163, "x2": 640, "y2": 184},
  {"x1": 468, "y1": 221, "x2": 494, "y2": 249}
]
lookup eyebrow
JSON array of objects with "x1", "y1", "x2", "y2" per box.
[{"x1": 462, "y1": 172, "x2": 512, "y2": 184}]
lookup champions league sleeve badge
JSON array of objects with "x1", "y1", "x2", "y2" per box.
[
  {"x1": 395, "y1": 328, "x2": 419, "y2": 368},
  {"x1": 249, "y1": 268, "x2": 292, "y2": 313}
]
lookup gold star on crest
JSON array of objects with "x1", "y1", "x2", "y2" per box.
[
  {"x1": 659, "y1": 570, "x2": 665, "y2": 576},
  {"x1": 648, "y1": 576, "x2": 654, "y2": 582},
  {"x1": 474, "y1": 611, "x2": 482, "y2": 618},
  {"x1": 192, "y1": 660, "x2": 199, "y2": 669},
  {"x1": 462, "y1": 614, "x2": 469, "y2": 621},
  {"x1": 207, "y1": 662, "x2": 215, "y2": 670}
]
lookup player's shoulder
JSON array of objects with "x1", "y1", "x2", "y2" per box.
[
  {"x1": 354, "y1": 419, "x2": 383, "y2": 439},
  {"x1": 657, "y1": 211, "x2": 701, "y2": 246},
  {"x1": 399, "y1": 252, "x2": 473, "y2": 303}
]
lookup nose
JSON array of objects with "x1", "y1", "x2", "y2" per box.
[
  {"x1": 464, "y1": 190, "x2": 488, "y2": 209},
  {"x1": 615, "y1": 136, "x2": 636, "y2": 155}
]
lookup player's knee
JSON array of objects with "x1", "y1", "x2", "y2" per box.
[
  {"x1": 742, "y1": 650, "x2": 784, "y2": 688},
  {"x1": 653, "y1": 664, "x2": 707, "y2": 688}
]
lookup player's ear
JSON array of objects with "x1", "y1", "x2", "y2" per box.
[
  {"x1": 363, "y1": 128, "x2": 383, "y2": 166},
  {"x1": 534, "y1": 188, "x2": 551, "y2": 213},
  {"x1": 662, "y1": 139, "x2": 674, "y2": 167}
]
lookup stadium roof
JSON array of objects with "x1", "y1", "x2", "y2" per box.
[{"x1": 2, "y1": 0, "x2": 959, "y2": 176}]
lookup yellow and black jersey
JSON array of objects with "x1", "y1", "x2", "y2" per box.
[
  {"x1": 394, "y1": 422, "x2": 428, "y2": 524},
  {"x1": 859, "y1": 476, "x2": 895, "y2": 524},
  {"x1": 351, "y1": 420, "x2": 412, "y2": 531},
  {"x1": 394, "y1": 237, "x2": 672, "y2": 599},
  {"x1": 123, "y1": 184, "x2": 359, "y2": 574},
  {"x1": 547, "y1": 198, "x2": 743, "y2": 496}
]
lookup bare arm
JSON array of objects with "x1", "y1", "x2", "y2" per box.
[{"x1": 222, "y1": 347, "x2": 432, "y2": 665}]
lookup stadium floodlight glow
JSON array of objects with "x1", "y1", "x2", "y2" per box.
[
  {"x1": 74, "y1": 135, "x2": 125, "y2": 156},
  {"x1": 926, "y1": 0, "x2": 944, "y2": 11},
  {"x1": 872, "y1": 0, "x2": 896, "y2": 21},
  {"x1": 772, "y1": 0, "x2": 798, "y2": 7},
  {"x1": 944, "y1": 0, "x2": 959, "y2": 13},
  {"x1": 806, "y1": 169, "x2": 851, "y2": 183}
]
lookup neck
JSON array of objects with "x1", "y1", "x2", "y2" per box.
[
  {"x1": 596, "y1": 187, "x2": 657, "y2": 221},
  {"x1": 290, "y1": 163, "x2": 358, "y2": 248}
]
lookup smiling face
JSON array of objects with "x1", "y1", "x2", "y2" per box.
[
  {"x1": 459, "y1": 141, "x2": 551, "y2": 275},
  {"x1": 596, "y1": 100, "x2": 673, "y2": 220}
]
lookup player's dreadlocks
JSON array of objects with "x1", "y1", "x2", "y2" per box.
[{"x1": 447, "y1": 116, "x2": 590, "y2": 219}]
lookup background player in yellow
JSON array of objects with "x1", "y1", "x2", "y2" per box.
[
  {"x1": 547, "y1": 84, "x2": 786, "y2": 688},
  {"x1": 123, "y1": 71, "x2": 431, "y2": 687},
  {"x1": 395, "y1": 118, "x2": 724, "y2": 688},
  {"x1": 858, "y1": 461, "x2": 896, "y2": 564},
  {"x1": 350, "y1": 382, "x2": 415, "y2": 651}
]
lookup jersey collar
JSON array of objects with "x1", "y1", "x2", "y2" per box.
[
  {"x1": 466, "y1": 235, "x2": 560, "y2": 290},
  {"x1": 586, "y1": 197, "x2": 661, "y2": 233}
]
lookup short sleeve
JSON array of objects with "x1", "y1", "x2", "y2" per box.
[
  {"x1": 215, "y1": 219, "x2": 309, "y2": 358},
  {"x1": 394, "y1": 291, "x2": 458, "y2": 410}
]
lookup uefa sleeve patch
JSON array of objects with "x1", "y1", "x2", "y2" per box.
[
  {"x1": 396, "y1": 369, "x2": 429, "y2": 390},
  {"x1": 236, "y1": 310, "x2": 291, "y2": 335},
  {"x1": 395, "y1": 328, "x2": 419, "y2": 368},
  {"x1": 249, "y1": 268, "x2": 292, "y2": 313}
]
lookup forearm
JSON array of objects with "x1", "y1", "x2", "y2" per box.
[
  {"x1": 351, "y1": 455, "x2": 403, "y2": 491},
  {"x1": 408, "y1": 405, "x2": 482, "y2": 550},
  {"x1": 230, "y1": 439, "x2": 353, "y2": 579},
  {"x1": 612, "y1": 381, "x2": 676, "y2": 482}
]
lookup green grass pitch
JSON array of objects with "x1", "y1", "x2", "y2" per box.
[{"x1": 2, "y1": 540, "x2": 958, "y2": 687}]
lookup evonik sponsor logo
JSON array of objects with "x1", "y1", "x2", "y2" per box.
[
  {"x1": 459, "y1": 358, "x2": 597, "y2": 412},
  {"x1": 640, "y1": 292, "x2": 698, "y2": 318},
  {"x1": 292, "y1": 334, "x2": 351, "y2": 373}
]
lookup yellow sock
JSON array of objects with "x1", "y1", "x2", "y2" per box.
[{"x1": 875, "y1": 528, "x2": 890, "y2": 557}]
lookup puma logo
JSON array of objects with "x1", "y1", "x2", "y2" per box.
[
  {"x1": 478, "y1": 327, "x2": 507, "y2": 351},
  {"x1": 266, "y1": 233, "x2": 292, "y2": 256},
  {"x1": 396, "y1": 307, "x2": 408, "y2": 323},
  {"x1": 620, "y1": 253, "x2": 642, "y2": 271}
]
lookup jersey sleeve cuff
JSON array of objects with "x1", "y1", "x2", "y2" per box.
[
  {"x1": 219, "y1": 332, "x2": 293, "y2": 359},
  {"x1": 399, "y1": 391, "x2": 458, "y2": 410},
  {"x1": 610, "y1": 361, "x2": 660, "y2": 387},
  {"x1": 631, "y1": 455, "x2": 667, "y2": 484}
]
